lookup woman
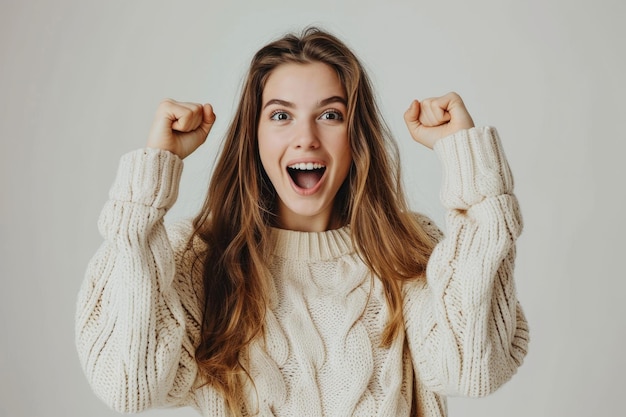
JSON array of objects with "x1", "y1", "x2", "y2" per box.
[{"x1": 76, "y1": 27, "x2": 528, "y2": 416}]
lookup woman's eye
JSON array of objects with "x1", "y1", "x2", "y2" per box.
[
  {"x1": 270, "y1": 111, "x2": 290, "y2": 121},
  {"x1": 320, "y1": 110, "x2": 343, "y2": 121}
]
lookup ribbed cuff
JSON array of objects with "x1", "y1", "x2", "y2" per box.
[
  {"x1": 434, "y1": 127, "x2": 514, "y2": 210},
  {"x1": 108, "y1": 148, "x2": 183, "y2": 209}
]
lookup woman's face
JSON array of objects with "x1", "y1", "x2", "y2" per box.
[{"x1": 257, "y1": 62, "x2": 352, "y2": 232}]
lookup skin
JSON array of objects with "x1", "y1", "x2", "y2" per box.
[
  {"x1": 147, "y1": 99, "x2": 216, "y2": 159},
  {"x1": 403, "y1": 92, "x2": 474, "y2": 149},
  {"x1": 257, "y1": 62, "x2": 352, "y2": 232},
  {"x1": 146, "y1": 65, "x2": 475, "y2": 232}
]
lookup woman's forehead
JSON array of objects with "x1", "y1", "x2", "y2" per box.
[{"x1": 261, "y1": 62, "x2": 346, "y2": 107}]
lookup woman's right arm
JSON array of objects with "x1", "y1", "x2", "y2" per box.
[{"x1": 75, "y1": 100, "x2": 216, "y2": 412}]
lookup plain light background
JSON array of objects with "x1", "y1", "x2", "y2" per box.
[{"x1": 1, "y1": 0, "x2": 624, "y2": 416}]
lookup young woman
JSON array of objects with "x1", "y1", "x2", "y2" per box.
[{"x1": 76, "y1": 27, "x2": 528, "y2": 417}]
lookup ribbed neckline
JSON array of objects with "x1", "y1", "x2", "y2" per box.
[{"x1": 269, "y1": 226, "x2": 354, "y2": 261}]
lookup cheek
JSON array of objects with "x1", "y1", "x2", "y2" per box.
[
  {"x1": 257, "y1": 127, "x2": 270, "y2": 163},
  {"x1": 333, "y1": 135, "x2": 352, "y2": 172},
  {"x1": 257, "y1": 136, "x2": 280, "y2": 180}
]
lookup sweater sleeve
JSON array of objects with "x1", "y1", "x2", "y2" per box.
[
  {"x1": 75, "y1": 148, "x2": 202, "y2": 413},
  {"x1": 403, "y1": 127, "x2": 529, "y2": 398}
]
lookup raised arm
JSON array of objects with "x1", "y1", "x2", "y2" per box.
[
  {"x1": 75, "y1": 100, "x2": 216, "y2": 412},
  {"x1": 402, "y1": 94, "x2": 529, "y2": 397}
]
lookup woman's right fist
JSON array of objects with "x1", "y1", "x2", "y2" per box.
[{"x1": 147, "y1": 99, "x2": 216, "y2": 159}]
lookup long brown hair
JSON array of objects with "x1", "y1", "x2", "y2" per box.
[{"x1": 191, "y1": 27, "x2": 435, "y2": 414}]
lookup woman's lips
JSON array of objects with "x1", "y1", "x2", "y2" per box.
[{"x1": 286, "y1": 162, "x2": 327, "y2": 195}]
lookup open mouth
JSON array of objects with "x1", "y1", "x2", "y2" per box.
[{"x1": 287, "y1": 162, "x2": 326, "y2": 189}]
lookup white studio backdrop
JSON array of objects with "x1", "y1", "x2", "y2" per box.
[{"x1": 1, "y1": 0, "x2": 624, "y2": 416}]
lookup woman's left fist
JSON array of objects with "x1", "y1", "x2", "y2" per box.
[{"x1": 404, "y1": 92, "x2": 474, "y2": 148}]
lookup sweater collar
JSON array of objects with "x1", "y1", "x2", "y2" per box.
[{"x1": 269, "y1": 226, "x2": 354, "y2": 261}]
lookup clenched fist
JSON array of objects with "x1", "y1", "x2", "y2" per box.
[
  {"x1": 147, "y1": 99, "x2": 216, "y2": 159},
  {"x1": 404, "y1": 92, "x2": 474, "y2": 149}
]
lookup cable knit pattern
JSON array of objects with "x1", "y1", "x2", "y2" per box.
[
  {"x1": 251, "y1": 228, "x2": 412, "y2": 416},
  {"x1": 404, "y1": 127, "x2": 528, "y2": 413},
  {"x1": 75, "y1": 127, "x2": 528, "y2": 417}
]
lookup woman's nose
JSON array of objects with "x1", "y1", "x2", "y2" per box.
[{"x1": 292, "y1": 119, "x2": 320, "y2": 149}]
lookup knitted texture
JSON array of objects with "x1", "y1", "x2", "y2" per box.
[{"x1": 76, "y1": 127, "x2": 529, "y2": 417}]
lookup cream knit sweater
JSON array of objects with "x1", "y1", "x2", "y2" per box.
[{"x1": 76, "y1": 127, "x2": 529, "y2": 417}]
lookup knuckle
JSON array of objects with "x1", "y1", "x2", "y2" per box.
[
  {"x1": 180, "y1": 106, "x2": 192, "y2": 117},
  {"x1": 449, "y1": 91, "x2": 462, "y2": 101},
  {"x1": 160, "y1": 98, "x2": 175, "y2": 107},
  {"x1": 157, "y1": 98, "x2": 175, "y2": 114}
]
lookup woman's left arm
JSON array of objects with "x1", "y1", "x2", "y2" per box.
[{"x1": 402, "y1": 94, "x2": 529, "y2": 397}]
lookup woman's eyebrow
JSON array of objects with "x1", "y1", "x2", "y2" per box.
[
  {"x1": 263, "y1": 99, "x2": 294, "y2": 109},
  {"x1": 262, "y1": 96, "x2": 347, "y2": 110},
  {"x1": 318, "y1": 96, "x2": 347, "y2": 107}
]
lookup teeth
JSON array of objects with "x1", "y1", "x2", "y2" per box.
[{"x1": 288, "y1": 162, "x2": 325, "y2": 170}]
